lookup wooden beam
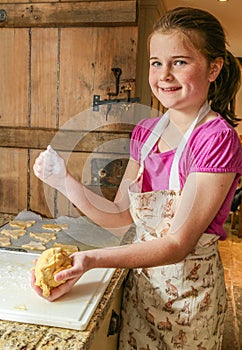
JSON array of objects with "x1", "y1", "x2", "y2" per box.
[
  {"x1": 0, "y1": 126, "x2": 131, "y2": 153},
  {"x1": 0, "y1": 1, "x2": 137, "y2": 28}
]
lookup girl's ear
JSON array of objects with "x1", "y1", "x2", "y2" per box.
[{"x1": 208, "y1": 57, "x2": 224, "y2": 82}]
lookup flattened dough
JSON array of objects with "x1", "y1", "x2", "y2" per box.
[
  {"x1": 9, "y1": 220, "x2": 35, "y2": 229},
  {"x1": 0, "y1": 236, "x2": 11, "y2": 246},
  {"x1": 30, "y1": 232, "x2": 56, "y2": 243},
  {"x1": 34, "y1": 247, "x2": 72, "y2": 297},
  {"x1": 0, "y1": 229, "x2": 26, "y2": 239},
  {"x1": 22, "y1": 241, "x2": 46, "y2": 251},
  {"x1": 41, "y1": 224, "x2": 63, "y2": 232}
]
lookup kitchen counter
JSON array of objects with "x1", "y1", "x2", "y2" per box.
[{"x1": 0, "y1": 214, "x2": 133, "y2": 350}]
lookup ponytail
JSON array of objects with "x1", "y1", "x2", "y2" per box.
[{"x1": 209, "y1": 51, "x2": 241, "y2": 127}]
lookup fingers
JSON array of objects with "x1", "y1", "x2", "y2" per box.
[
  {"x1": 33, "y1": 145, "x2": 59, "y2": 180},
  {"x1": 47, "y1": 144, "x2": 53, "y2": 152},
  {"x1": 31, "y1": 269, "x2": 45, "y2": 298},
  {"x1": 46, "y1": 277, "x2": 78, "y2": 302},
  {"x1": 33, "y1": 156, "x2": 44, "y2": 179},
  {"x1": 47, "y1": 144, "x2": 55, "y2": 153},
  {"x1": 54, "y1": 265, "x2": 82, "y2": 283},
  {"x1": 31, "y1": 266, "x2": 78, "y2": 302}
]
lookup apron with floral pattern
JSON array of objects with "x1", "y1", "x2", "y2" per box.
[{"x1": 119, "y1": 103, "x2": 227, "y2": 350}]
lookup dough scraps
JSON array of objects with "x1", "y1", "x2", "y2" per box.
[
  {"x1": 21, "y1": 241, "x2": 46, "y2": 251},
  {"x1": 41, "y1": 224, "x2": 64, "y2": 232},
  {"x1": 30, "y1": 232, "x2": 56, "y2": 243},
  {"x1": 0, "y1": 236, "x2": 11, "y2": 246},
  {"x1": 0, "y1": 229, "x2": 26, "y2": 239},
  {"x1": 34, "y1": 247, "x2": 72, "y2": 297},
  {"x1": 9, "y1": 220, "x2": 36, "y2": 229},
  {"x1": 52, "y1": 242, "x2": 78, "y2": 256}
]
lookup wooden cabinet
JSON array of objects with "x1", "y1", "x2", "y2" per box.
[
  {"x1": 0, "y1": 0, "x2": 165, "y2": 217},
  {"x1": 90, "y1": 286, "x2": 123, "y2": 350}
]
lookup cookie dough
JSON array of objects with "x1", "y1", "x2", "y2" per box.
[
  {"x1": 0, "y1": 236, "x2": 11, "y2": 246},
  {"x1": 52, "y1": 242, "x2": 78, "y2": 256},
  {"x1": 9, "y1": 220, "x2": 35, "y2": 229},
  {"x1": 0, "y1": 228, "x2": 26, "y2": 239},
  {"x1": 22, "y1": 241, "x2": 46, "y2": 251},
  {"x1": 34, "y1": 247, "x2": 72, "y2": 297},
  {"x1": 41, "y1": 224, "x2": 63, "y2": 232},
  {"x1": 30, "y1": 232, "x2": 56, "y2": 243}
]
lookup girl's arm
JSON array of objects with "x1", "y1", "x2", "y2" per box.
[
  {"x1": 35, "y1": 171, "x2": 235, "y2": 301},
  {"x1": 33, "y1": 145, "x2": 139, "y2": 235}
]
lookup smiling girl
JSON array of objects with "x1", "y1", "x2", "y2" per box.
[{"x1": 33, "y1": 7, "x2": 242, "y2": 349}]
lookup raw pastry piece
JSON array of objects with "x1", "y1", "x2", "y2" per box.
[
  {"x1": 53, "y1": 242, "x2": 78, "y2": 255},
  {"x1": 30, "y1": 232, "x2": 56, "y2": 243},
  {"x1": 41, "y1": 223, "x2": 63, "y2": 232},
  {"x1": 22, "y1": 240, "x2": 46, "y2": 251},
  {"x1": 9, "y1": 220, "x2": 35, "y2": 229},
  {"x1": 0, "y1": 236, "x2": 11, "y2": 246},
  {"x1": 34, "y1": 247, "x2": 72, "y2": 297},
  {"x1": 0, "y1": 228, "x2": 26, "y2": 239}
]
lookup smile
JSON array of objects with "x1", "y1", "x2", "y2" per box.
[{"x1": 161, "y1": 87, "x2": 181, "y2": 92}]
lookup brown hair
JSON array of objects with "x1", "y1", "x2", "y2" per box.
[{"x1": 151, "y1": 7, "x2": 241, "y2": 127}]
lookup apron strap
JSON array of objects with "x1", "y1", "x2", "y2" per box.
[
  {"x1": 140, "y1": 110, "x2": 170, "y2": 164},
  {"x1": 139, "y1": 101, "x2": 211, "y2": 189},
  {"x1": 169, "y1": 101, "x2": 211, "y2": 189}
]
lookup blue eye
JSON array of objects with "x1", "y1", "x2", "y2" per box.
[
  {"x1": 150, "y1": 61, "x2": 162, "y2": 67},
  {"x1": 174, "y1": 60, "x2": 186, "y2": 66}
]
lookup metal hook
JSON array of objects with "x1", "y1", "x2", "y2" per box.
[
  {"x1": 107, "y1": 68, "x2": 122, "y2": 97},
  {"x1": 0, "y1": 9, "x2": 7, "y2": 22}
]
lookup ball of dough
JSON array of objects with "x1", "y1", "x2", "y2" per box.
[{"x1": 34, "y1": 247, "x2": 72, "y2": 297}]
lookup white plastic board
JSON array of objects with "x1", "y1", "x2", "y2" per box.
[{"x1": 0, "y1": 251, "x2": 115, "y2": 330}]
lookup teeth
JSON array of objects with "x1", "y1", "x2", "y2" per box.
[{"x1": 162, "y1": 87, "x2": 178, "y2": 91}]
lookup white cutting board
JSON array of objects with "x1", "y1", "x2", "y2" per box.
[{"x1": 0, "y1": 251, "x2": 115, "y2": 330}]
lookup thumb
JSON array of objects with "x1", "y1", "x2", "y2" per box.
[{"x1": 47, "y1": 144, "x2": 56, "y2": 153}]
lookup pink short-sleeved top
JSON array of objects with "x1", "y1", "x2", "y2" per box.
[{"x1": 130, "y1": 115, "x2": 242, "y2": 240}]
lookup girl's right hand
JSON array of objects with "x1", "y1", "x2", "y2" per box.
[
  {"x1": 31, "y1": 268, "x2": 80, "y2": 302},
  {"x1": 31, "y1": 251, "x2": 93, "y2": 302},
  {"x1": 33, "y1": 145, "x2": 67, "y2": 190}
]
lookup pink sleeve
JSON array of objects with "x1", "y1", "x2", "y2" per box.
[
  {"x1": 185, "y1": 129, "x2": 242, "y2": 174},
  {"x1": 130, "y1": 118, "x2": 160, "y2": 163}
]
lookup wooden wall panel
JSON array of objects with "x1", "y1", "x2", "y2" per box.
[
  {"x1": 0, "y1": 148, "x2": 27, "y2": 213},
  {"x1": 0, "y1": 0, "x2": 141, "y2": 216},
  {"x1": 0, "y1": 1, "x2": 137, "y2": 28},
  {"x1": 0, "y1": 126, "x2": 131, "y2": 152},
  {"x1": 59, "y1": 26, "x2": 138, "y2": 129},
  {"x1": 31, "y1": 28, "x2": 59, "y2": 128},
  {"x1": 58, "y1": 28, "x2": 96, "y2": 126},
  {"x1": 0, "y1": 29, "x2": 29, "y2": 127},
  {"x1": 0, "y1": 0, "x2": 25, "y2": 3}
]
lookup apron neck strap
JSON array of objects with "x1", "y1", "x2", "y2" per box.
[
  {"x1": 139, "y1": 101, "x2": 211, "y2": 189},
  {"x1": 140, "y1": 110, "x2": 170, "y2": 164},
  {"x1": 169, "y1": 101, "x2": 211, "y2": 189}
]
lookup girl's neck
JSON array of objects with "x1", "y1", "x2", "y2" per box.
[
  {"x1": 168, "y1": 104, "x2": 217, "y2": 133},
  {"x1": 169, "y1": 109, "x2": 198, "y2": 134}
]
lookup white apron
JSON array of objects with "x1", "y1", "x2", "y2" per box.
[{"x1": 119, "y1": 103, "x2": 227, "y2": 350}]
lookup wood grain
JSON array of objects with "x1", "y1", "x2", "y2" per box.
[
  {"x1": 0, "y1": 29, "x2": 29, "y2": 126},
  {"x1": 0, "y1": 148, "x2": 28, "y2": 213},
  {"x1": 0, "y1": 127, "x2": 131, "y2": 152},
  {"x1": 31, "y1": 28, "x2": 59, "y2": 128},
  {"x1": 0, "y1": 1, "x2": 137, "y2": 28}
]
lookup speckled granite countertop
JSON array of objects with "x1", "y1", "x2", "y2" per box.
[{"x1": 0, "y1": 214, "x2": 133, "y2": 350}]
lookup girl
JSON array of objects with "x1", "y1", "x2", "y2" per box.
[{"x1": 33, "y1": 7, "x2": 242, "y2": 349}]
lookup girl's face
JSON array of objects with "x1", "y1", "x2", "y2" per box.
[{"x1": 149, "y1": 31, "x2": 219, "y2": 113}]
